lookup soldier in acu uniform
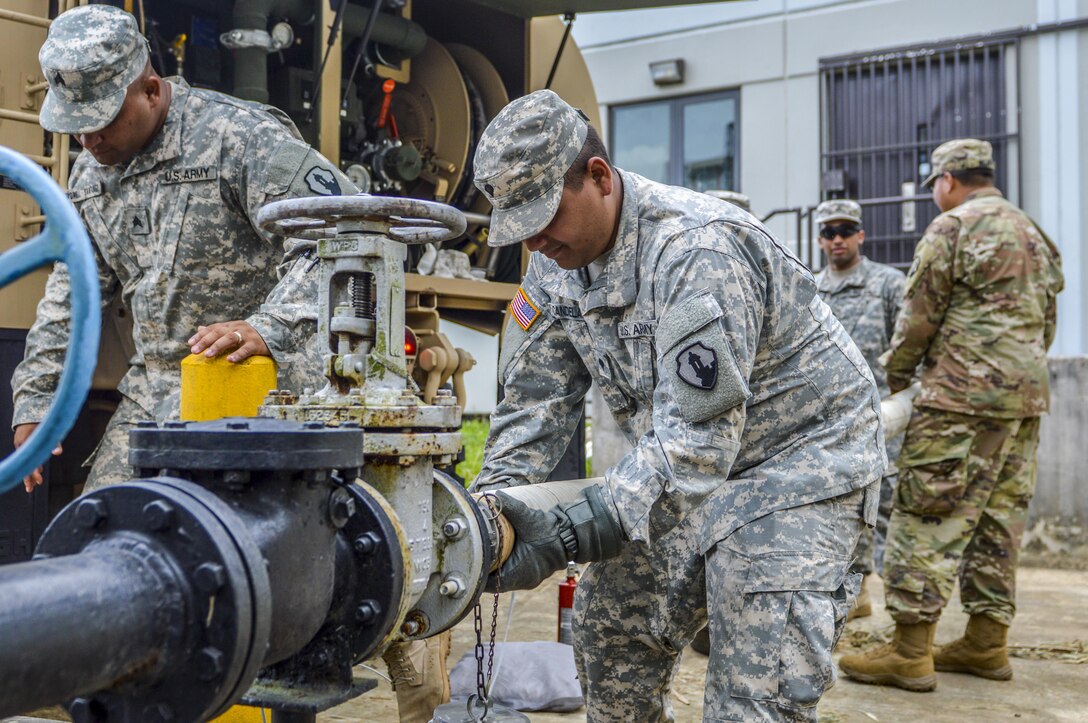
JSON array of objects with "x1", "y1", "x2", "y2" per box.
[
  {"x1": 11, "y1": 9, "x2": 455, "y2": 721},
  {"x1": 840, "y1": 139, "x2": 1064, "y2": 691},
  {"x1": 470, "y1": 90, "x2": 886, "y2": 722},
  {"x1": 11, "y1": 5, "x2": 354, "y2": 492},
  {"x1": 813, "y1": 199, "x2": 905, "y2": 619}
]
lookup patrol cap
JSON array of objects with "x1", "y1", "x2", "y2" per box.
[
  {"x1": 704, "y1": 190, "x2": 751, "y2": 211},
  {"x1": 39, "y1": 5, "x2": 150, "y2": 135},
  {"x1": 814, "y1": 199, "x2": 863, "y2": 226},
  {"x1": 922, "y1": 138, "x2": 995, "y2": 189},
  {"x1": 473, "y1": 89, "x2": 589, "y2": 247}
]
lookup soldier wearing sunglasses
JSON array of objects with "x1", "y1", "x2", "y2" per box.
[{"x1": 814, "y1": 200, "x2": 906, "y2": 620}]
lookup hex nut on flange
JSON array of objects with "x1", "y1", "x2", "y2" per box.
[
  {"x1": 194, "y1": 562, "x2": 226, "y2": 593},
  {"x1": 143, "y1": 500, "x2": 175, "y2": 532},
  {"x1": 75, "y1": 499, "x2": 107, "y2": 529},
  {"x1": 355, "y1": 600, "x2": 381, "y2": 625},
  {"x1": 442, "y1": 518, "x2": 467, "y2": 540},
  {"x1": 196, "y1": 646, "x2": 224, "y2": 681},
  {"x1": 353, "y1": 531, "x2": 381, "y2": 555}
]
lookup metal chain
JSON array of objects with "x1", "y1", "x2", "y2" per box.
[
  {"x1": 486, "y1": 498, "x2": 503, "y2": 695},
  {"x1": 473, "y1": 602, "x2": 486, "y2": 701},
  {"x1": 465, "y1": 493, "x2": 504, "y2": 706}
]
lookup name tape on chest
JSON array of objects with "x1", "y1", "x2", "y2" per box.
[
  {"x1": 550, "y1": 303, "x2": 581, "y2": 319},
  {"x1": 509, "y1": 287, "x2": 541, "y2": 331},
  {"x1": 618, "y1": 320, "x2": 657, "y2": 339},
  {"x1": 162, "y1": 166, "x2": 218, "y2": 184},
  {"x1": 67, "y1": 181, "x2": 103, "y2": 204}
]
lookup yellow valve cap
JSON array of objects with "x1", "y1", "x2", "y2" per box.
[
  {"x1": 209, "y1": 706, "x2": 269, "y2": 723},
  {"x1": 180, "y1": 354, "x2": 277, "y2": 422}
]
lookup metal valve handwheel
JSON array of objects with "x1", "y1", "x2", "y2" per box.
[
  {"x1": 0, "y1": 146, "x2": 100, "y2": 494},
  {"x1": 257, "y1": 194, "x2": 467, "y2": 245}
]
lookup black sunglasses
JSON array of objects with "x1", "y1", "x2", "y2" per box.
[{"x1": 820, "y1": 223, "x2": 862, "y2": 240}]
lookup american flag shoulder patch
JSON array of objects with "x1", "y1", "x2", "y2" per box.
[{"x1": 509, "y1": 286, "x2": 541, "y2": 331}]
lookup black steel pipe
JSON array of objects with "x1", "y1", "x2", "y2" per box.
[
  {"x1": 230, "y1": 0, "x2": 426, "y2": 103},
  {"x1": 225, "y1": 476, "x2": 338, "y2": 665},
  {"x1": 232, "y1": 0, "x2": 314, "y2": 104},
  {"x1": 0, "y1": 543, "x2": 183, "y2": 718}
]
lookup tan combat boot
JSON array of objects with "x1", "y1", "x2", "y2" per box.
[
  {"x1": 847, "y1": 575, "x2": 872, "y2": 621},
  {"x1": 933, "y1": 614, "x2": 1013, "y2": 680},
  {"x1": 383, "y1": 630, "x2": 452, "y2": 723},
  {"x1": 839, "y1": 621, "x2": 938, "y2": 692}
]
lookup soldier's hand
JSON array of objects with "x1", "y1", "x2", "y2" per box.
[
  {"x1": 485, "y1": 484, "x2": 625, "y2": 593},
  {"x1": 188, "y1": 321, "x2": 271, "y2": 363},
  {"x1": 13, "y1": 423, "x2": 62, "y2": 494}
]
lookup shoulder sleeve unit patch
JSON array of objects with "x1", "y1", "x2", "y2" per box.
[{"x1": 509, "y1": 286, "x2": 541, "y2": 331}]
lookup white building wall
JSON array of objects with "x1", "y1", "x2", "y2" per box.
[
  {"x1": 577, "y1": 0, "x2": 1088, "y2": 481},
  {"x1": 574, "y1": 0, "x2": 1087, "y2": 355}
]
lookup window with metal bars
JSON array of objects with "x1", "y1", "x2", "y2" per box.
[{"x1": 819, "y1": 39, "x2": 1018, "y2": 268}]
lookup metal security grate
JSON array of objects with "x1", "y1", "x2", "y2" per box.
[{"x1": 818, "y1": 37, "x2": 1019, "y2": 268}]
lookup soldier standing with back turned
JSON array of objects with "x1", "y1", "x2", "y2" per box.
[
  {"x1": 813, "y1": 199, "x2": 905, "y2": 619},
  {"x1": 840, "y1": 139, "x2": 1064, "y2": 691}
]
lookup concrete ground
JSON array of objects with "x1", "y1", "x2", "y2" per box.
[{"x1": 325, "y1": 566, "x2": 1088, "y2": 722}]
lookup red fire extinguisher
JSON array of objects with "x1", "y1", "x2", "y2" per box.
[{"x1": 558, "y1": 562, "x2": 578, "y2": 645}]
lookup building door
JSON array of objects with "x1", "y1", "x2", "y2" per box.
[{"x1": 819, "y1": 38, "x2": 1019, "y2": 268}]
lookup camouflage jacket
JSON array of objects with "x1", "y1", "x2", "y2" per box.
[
  {"x1": 815, "y1": 257, "x2": 905, "y2": 399},
  {"x1": 12, "y1": 79, "x2": 351, "y2": 426},
  {"x1": 884, "y1": 188, "x2": 1064, "y2": 418},
  {"x1": 477, "y1": 170, "x2": 884, "y2": 548}
]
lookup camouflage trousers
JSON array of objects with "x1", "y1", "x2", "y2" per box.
[
  {"x1": 883, "y1": 407, "x2": 1039, "y2": 626},
  {"x1": 81, "y1": 396, "x2": 151, "y2": 494},
  {"x1": 850, "y1": 472, "x2": 897, "y2": 576},
  {"x1": 572, "y1": 489, "x2": 864, "y2": 722}
]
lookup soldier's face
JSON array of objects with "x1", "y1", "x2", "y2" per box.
[
  {"x1": 523, "y1": 160, "x2": 619, "y2": 270},
  {"x1": 819, "y1": 223, "x2": 865, "y2": 270},
  {"x1": 77, "y1": 75, "x2": 165, "y2": 166},
  {"x1": 932, "y1": 172, "x2": 956, "y2": 212}
]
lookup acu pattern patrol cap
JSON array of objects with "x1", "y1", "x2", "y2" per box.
[
  {"x1": 703, "y1": 190, "x2": 751, "y2": 211},
  {"x1": 473, "y1": 89, "x2": 589, "y2": 247},
  {"x1": 923, "y1": 138, "x2": 995, "y2": 188},
  {"x1": 814, "y1": 199, "x2": 863, "y2": 226},
  {"x1": 39, "y1": 5, "x2": 150, "y2": 135}
]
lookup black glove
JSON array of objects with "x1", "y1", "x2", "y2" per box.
[{"x1": 486, "y1": 484, "x2": 625, "y2": 592}]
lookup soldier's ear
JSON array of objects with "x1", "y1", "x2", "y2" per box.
[{"x1": 588, "y1": 157, "x2": 613, "y2": 196}]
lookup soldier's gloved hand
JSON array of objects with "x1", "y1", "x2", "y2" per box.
[{"x1": 485, "y1": 484, "x2": 625, "y2": 593}]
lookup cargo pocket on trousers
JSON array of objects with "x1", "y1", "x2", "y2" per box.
[
  {"x1": 730, "y1": 552, "x2": 850, "y2": 708},
  {"x1": 897, "y1": 432, "x2": 973, "y2": 514}
]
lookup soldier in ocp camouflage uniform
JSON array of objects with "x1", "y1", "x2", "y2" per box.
[
  {"x1": 840, "y1": 139, "x2": 1063, "y2": 692},
  {"x1": 470, "y1": 90, "x2": 885, "y2": 722},
  {"x1": 813, "y1": 200, "x2": 905, "y2": 619},
  {"x1": 11, "y1": 5, "x2": 353, "y2": 494}
]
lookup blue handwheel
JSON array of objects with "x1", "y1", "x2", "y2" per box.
[{"x1": 0, "y1": 145, "x2": 100, "y2": 494}]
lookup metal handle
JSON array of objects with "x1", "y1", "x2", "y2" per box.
[
  {"x1": 0, "y1": 145, "x2": 101, "y2": 494},
  {"x1": 257, "y1": 194, "x2": 467, "y2": 245}
]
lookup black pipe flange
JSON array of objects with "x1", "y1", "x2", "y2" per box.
[
  {"x1": 337, "y1": 480, "x2": 408, "y2": 662},
  {"x1": 35, "y1": 478, "x2": 272, "y2": 722},
  {"x1": 129, "y1": 417, "x2": 365, "y2": 473}
]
